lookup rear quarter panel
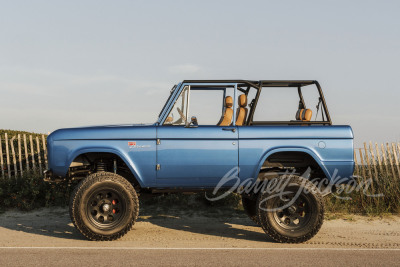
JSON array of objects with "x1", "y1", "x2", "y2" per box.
[{"x1": 238, "y1": 125, "x2": 354, "y2": 182}]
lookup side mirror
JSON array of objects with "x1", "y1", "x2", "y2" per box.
[{"x1": 186, "y1": 116, "x2": 198, "y2": 127}]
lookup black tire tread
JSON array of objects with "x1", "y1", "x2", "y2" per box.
[
  {"x1": 69, "y1": 172, "x2": 139, "y2": 241},
  {"x1": 257, "y1": 176, "x2": 324, "y2": 243}
]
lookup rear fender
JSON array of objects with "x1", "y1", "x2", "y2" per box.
[{"x1": 255, "y1": 147, "x2": 331, "y2": 180}]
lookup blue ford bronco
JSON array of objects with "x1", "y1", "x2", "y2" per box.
[{"x1": 44, "y1": 80, "x2": 354, "y2": 243}]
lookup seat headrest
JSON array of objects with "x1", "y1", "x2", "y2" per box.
[
  {"x1": 238, "y1": 94, "x2": 247, "y2": 107},
  {"x1": 225, "y1": 96, "x2": 233, "y2": 108},
  {"x1": 296, "y1": 109, "x2": 312, "y2": 121}
]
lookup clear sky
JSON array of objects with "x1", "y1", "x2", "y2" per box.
[{"x1": 0, "y1": 0, "x2": 399, "y2": 147}]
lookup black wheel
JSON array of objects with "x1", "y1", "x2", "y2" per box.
[
  {"x1": 69, "y1": 172, "x2": 139, "y2": 241},
  {"x1": 241, "y1": 196, "x2": 259, "y2": 225},
  {"x1": 257, "y1": 176, "x2": 324, "y2": 243}
]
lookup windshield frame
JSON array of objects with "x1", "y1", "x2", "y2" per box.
[
  {"x1": 158, "y1": 82, "x2": 238, "y2": 126},
  {"x1": 157, "y1": 83, "x2": 181, "y2": 123}
]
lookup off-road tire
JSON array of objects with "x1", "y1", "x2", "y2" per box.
[
  {"x1": 69, "y1": 172, "x2": 139, "y2": 241},
  {"x1": 241, "y1": 196, "x2": 259, "y2": 225},
  {"x1": 257, "y1": 175, "x2": 324, "y2": 243}
]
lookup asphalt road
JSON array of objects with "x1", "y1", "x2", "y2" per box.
[
  {"x1": 1, "y1": 208, "x2": 400, "y2": 266},
  {"x1": 1, "y1": 247, "x2": 400, "y2": 266}
]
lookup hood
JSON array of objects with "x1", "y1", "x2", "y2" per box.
[{"x1": 48, "y1": 123, "x2": 157, "y2": 141}]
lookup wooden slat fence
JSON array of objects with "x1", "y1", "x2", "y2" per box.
[
  {"x1": 354, "y1": 142, "x2": 400, "y2": 181},
  {"x1": 1, "y1": 136, "x2": 399, "y2": 180},
  {"x1": 0, "y1": 133, "x2": 48, "y2": 178}
]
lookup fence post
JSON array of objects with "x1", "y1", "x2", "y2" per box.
[
  {"x1": 36, "y1": 136, "x2": 42, "y2": 174},
  {"x1": 10, "y1": 136, "x2": 18, "y2": 178},
  {"x1": 364, "y1": 142, "x2": 373, "y2": 180},
  {"x1": 23, "y1": 134, "x2": 30, "y2": 172},
  {"x1": 386, "y1": 143, "x2": 396, "y2": 179},
  {"x1": 29, "y1": 135, "x2": 36, "y2": 173},
  {"x1": 392, "y1": 143, "x2": 400, "y2": 181},
  {"x1": 353, "y1": 149, "x2": 359, "y2": 176},
  {"x1": 369, "y1": 141, "x2": 378, "y2": 180},
  {"x1": 353, "y1": 149, "x2": 360, "y2": 176},
  {"x1": 375, "y1": 143, "x2": 384, "y2": 175},
  {"x1": 5, "y1": 133, "x2": 11, "y2": 179},
  {"x1": 397, "y1": 143, "x2": 400, "y2": 166},
  {"x1": 381, "y1": 144, "x2": 389, "y2": 175},
  {"x1": 397, "y1": 143, "x2": 400, "y2": 168},
  {"x1": 358, "y1": 148, "x2": 367, "y2": 180},
  {"x1": 18, "y1": 134, "x2": 23, "y2": 177},
  {"x1": 396, "y1": 143, "x2": 400, "y2": 160},
  {"x1": 42, "y1": 135, "x2": 48, "y2": 170},
  {"x1": 0, "y1": 135, "x2": 4, "y2": 178}
]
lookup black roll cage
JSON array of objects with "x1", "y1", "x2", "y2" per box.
[{"x1": 182, "y1": 80, "x2": 332, "y2": 126}]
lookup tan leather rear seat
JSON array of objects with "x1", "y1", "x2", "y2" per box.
[{"x1": 296, "y1": 109, "x2": 312, "y2": 122}]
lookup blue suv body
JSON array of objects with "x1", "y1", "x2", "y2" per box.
[{"x1": 44, "y1": 80, "x2": 354, "y2": 242}]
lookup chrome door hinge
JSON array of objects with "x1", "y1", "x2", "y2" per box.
[
  {"x1": 156, "y1": 164, "x2": 161, "y2": 171},
  {"x1": 157, "y1": 139, "x2": 161, "y2": 145}
]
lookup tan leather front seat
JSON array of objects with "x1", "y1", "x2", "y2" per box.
[
  {"x1": 218, "y1": 96, "x2": 233, "y2": 126},
  {"x1": 236, "y1": 94, "x2": 248, "y2": 126}
]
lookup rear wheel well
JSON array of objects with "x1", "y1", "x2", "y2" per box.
[
  {"x1": 240, "y1": 151, "x2": 330, "y2": 200},
  {"x1": 68, "y1": 152, "x2": 140, "y2": 187},
  {"x1": 260, "y1": 151, "x2": 326, "y2": 181}
]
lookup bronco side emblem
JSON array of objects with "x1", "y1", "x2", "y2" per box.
[{"x1": 128, "y1": 141, "x2": 136, "y2": 148}]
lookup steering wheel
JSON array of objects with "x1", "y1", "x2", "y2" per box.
[{"x1": 177, "y1": 107, "x2": 187, "y2": 124}]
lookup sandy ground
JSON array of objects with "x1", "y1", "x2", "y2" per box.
[{"x1": 0, "y1": 207, "x2": 400, "y2": 249}]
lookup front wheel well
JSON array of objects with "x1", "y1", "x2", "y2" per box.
[{"x1": 68, "y1": 152, "x2": 140, "y2": 187}]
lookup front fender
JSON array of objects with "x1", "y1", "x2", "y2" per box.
[{"x1": 66, "y1": 147, "x2": 146, "y2": 187}]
